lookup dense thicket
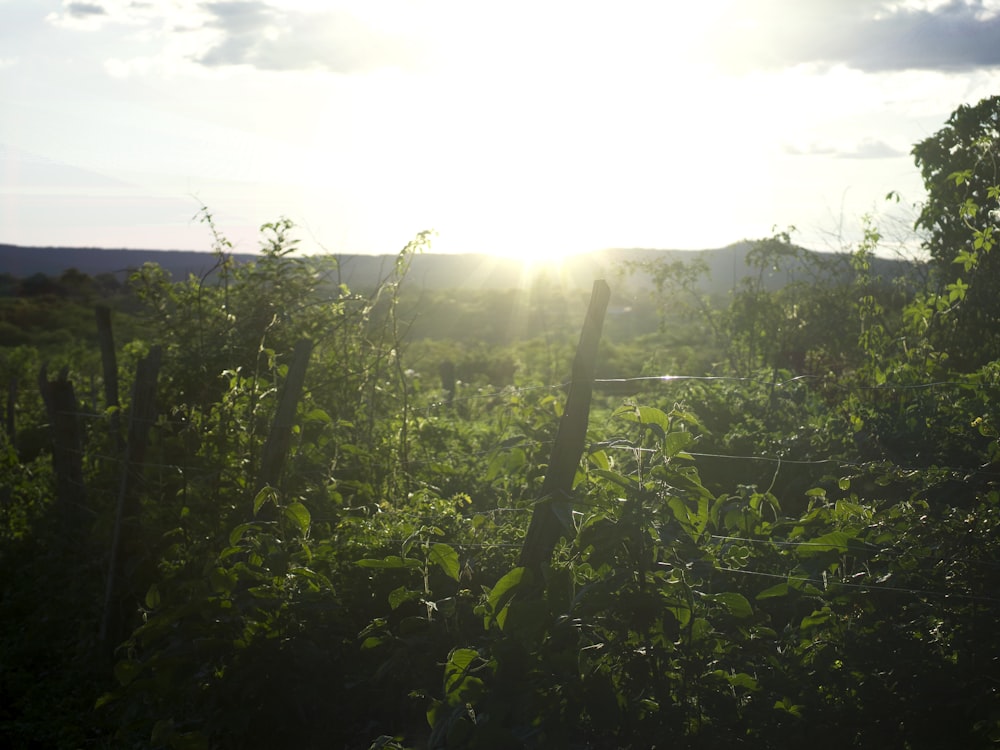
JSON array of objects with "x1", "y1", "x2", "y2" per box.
[{"x1": 2, "y1": 100, "x2": 1000, "y2": 749}]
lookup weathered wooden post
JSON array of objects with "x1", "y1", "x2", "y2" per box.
[
  {"x1": 95, "y1": 304, "x2": 122, "y2": 452},
  {"x1": 519, "y1": 280, "x2": 611, "y2": 571},
  {"x1": 100, "y1": 345, "x2": 162, "y2": 649},
  {"x1": 38, "y1": 365, "x2": 87, "y2": 524},
  {"x1": 256, "y1": 338, "x2": 313, "y2": 495},
  {"x1": 5, "y1": 376, "x2": 16, "y2": 451}
]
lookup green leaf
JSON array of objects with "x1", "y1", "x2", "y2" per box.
[
  {"x1": 612, "y1": 403, "x2": 670, "y2": 435},
  {"x1": 388, "y1": 585, "x2": 421, "y2": 610},
  {"x1": 664, "y1": 430, "x2": 692, "y2": 458},
  {"x1": 587, "y1": 449, "x2": 610, "y2": 471},
  {"x1": 486, "y1": 447, "x2": 527, "y2": 482},
  {"x1": 428, "y1": 543, "x2": 461, "y2": 582},
  {"x1": 357, "y1": 556, "x2": 422, "y2": 570},
  {"x1": 756, "y1": 582, "x2": 790, "y2": 600},
  {"x1": 444, "y1": 648, "x2": 478, "y2": 690},
  {"x1": 669, "y1": 408, "x2": 705, "y2": 431},
  {"x1": 283, "y1": 501, "x2": 311, "y2": 536},
  {"x1": 144, "y1": 584, "x2": 161, "y2": 610},
  {"x1": 800, "y1": 606, "x2": 833, "y2": 631},
  {"x1": 304, "y1": 408, "x2": 332, "y2": 424},
  {"x1": 714, "y1": 670, "x2": 759, "y2": 691},
  {"x1": 590, "y1": 468, "x2": 640, "y2": 492},
  {"x1": 667, "y1": 603, "x2": 692, "y2": 628},
  {"x1": 667, "y1": 496, "x2": 709, "y2": 540},
  {"x1": 426, "y1": 699, "x2": 444, "y2": 730},
  {"x1": 209, "y1": 566, "x2": 237, "y2": 594},
  {"x1": 114, "y1": 659, "x2": 142, "y2": 687},
  {"x1": 228, "y1": 522, "x2": 255, "y2": 547},
  {"x1": 948, "y1": 169, "x2": 972, "y2": 185},
  {"x1": 252, "y1": 486, "x2": 277, "y2": 516},
  {"x1": 444, "y1": 648, "x2": 484, "y2": 705},
  {"x1": 794, "y1": 531, "x2": 852, "y2": 557},
  {"x1": 774, "y1": 698, "x2": 804, "y2": 717},
  {"x1": 707, "y1": 591, "x2": 753, "y2": 619},
  {"x1": 486, "y1": 566, "x2": 529, "y2": 629}
]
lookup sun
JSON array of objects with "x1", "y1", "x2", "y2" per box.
[{"x1": 432, "y1": 220, "x2": 581, "y2": 266}]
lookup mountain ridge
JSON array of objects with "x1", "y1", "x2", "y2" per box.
[{"x1": 0, "y1": 242, "x2": 922, "y2": 294}]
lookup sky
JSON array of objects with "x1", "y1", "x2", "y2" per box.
[{"x1": 2, "y1": 0, "x2": 1000, "y2": 260}]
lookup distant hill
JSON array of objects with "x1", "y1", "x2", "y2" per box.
[
  {"x1": 0, "y1": 242, "x2": 924, "y2": 296},
  {"x1": 0, "y1": 245, "x2": 258, "y2": 282}
]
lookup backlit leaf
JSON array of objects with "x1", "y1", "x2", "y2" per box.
[
  {"x1": 756, "y1": 582, "x2": 790, "y2": 600},
  {"x1": 707, "y1": 591, "x2": 753, "y2": 619},
  {"x1": 428, "y1": 543, "x2": 460, "y2": 582},
  {"x1": 283, "y1": 501, "x2": 311, "y2": 536}
]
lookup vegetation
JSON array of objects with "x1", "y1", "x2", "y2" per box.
[{"x1": 2, "y1": 97, "x2": 1000, "y2": 749}]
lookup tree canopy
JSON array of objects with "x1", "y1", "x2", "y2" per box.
[{"x1": 912, "y1": 94, "x2": 1000, "y2": 366}]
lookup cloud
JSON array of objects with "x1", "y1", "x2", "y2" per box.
[
  {"x1": 840, "y1": 139, "x2": 905, "y2": 159},
  {"x1": 195, "y1": 2, "x2": 427, "y2": 72},
  {"x1": 43, "y1": 0, "x2": 998, "y2": 78},
  {"x1": 46, "y1": 0, "x2": 175, "y2": 30},
  {"x1": 719, "y1": 0, "x2": 1000, "y2": 72},
  {"x1": 67, "y1": 2, "x2": 108, "y2": 17},
  {"x1": 829, "y1": 1, "x2": 1000, "y2": 72},
  {"x1": 47, "y1": 0, "x2": 111, "y2": 29},
  {"x1": 42, "y1": 0, "x2": 426, "y2": 75},
  {"x1": 783, "y1": 138, "x2": 905, "y2": 159}
]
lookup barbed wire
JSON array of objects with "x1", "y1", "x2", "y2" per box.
[
  {"x1": 20, "y1": 404, "x2": 1000, "y2": 495},
  {"x1": 35, "y1": 363, "x2": 997, "y2": 436},
  {"x1": 712, "y1": 564, "x2": 1000, "y2": 607},
  {"x1": 13, "y1": 366, "x2": 1000, "y2": 539},
  {"x1": 333, "y1": 534, "x2": 1000, "y2": 607},
  {"x1": 593, "y1": 373, "x2": 981, "y2": 392},
  {"x1": 708, "y1": 533, "x2": 1000, "y2": 570}
]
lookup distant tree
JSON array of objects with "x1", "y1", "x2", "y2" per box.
[
  {"x1": 93, "y1": 272, "x2": 123, "y2": 298},
  {"x1": 912, "y1": 95, "x2": 1000, "y2": 367},
  {"x1": 0, "y1": 273, "x2": 17, "y2": 297},
  {"x1": 17, "y1": 273, "x2": 59, "y2": 297},
  {"x1": 58, "y1": 268, "x2": 94, "y2": 300}
]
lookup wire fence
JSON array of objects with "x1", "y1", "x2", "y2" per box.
[
  {"x1": 9, "y1": 364, "x2": 1000, "y2": 613},
  {"x1": 19, "y1": 365, "x2": 1000, "y2": 486}
]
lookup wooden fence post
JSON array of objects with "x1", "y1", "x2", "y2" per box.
[
  {"x1": 95, "y1": 304, "x2": 122, "y2": 452},
  {"x1": 100, "y1": 345, "x2": 162, "y2": 649},
  {"x1": 5, "y1": 376, "x2": 16, "y2": 451},
  {"x1": 519, "y1": 280, "x2": 611, "y2": 571},
  {"x1": 256, "y1": 339, "x2": 313, "y2": 495},
  {"x1": 38, "y1": 365, "x2": 87, "y2": 525}
]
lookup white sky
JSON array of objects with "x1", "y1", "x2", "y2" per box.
[{"x1": 2, "y1": 0, "x2": 1000, "y2": 258}]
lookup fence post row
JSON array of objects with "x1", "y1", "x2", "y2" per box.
[
  {"x1": 38, "y1": 364, "x2": 87, "y2": 525},
  {"x1": 95, "y1": 304, "x2": 123, "y2": 452},
  {"x1": 519, "y1": 279, "x2": 611, "y2": 571},
  {"x1": 100, "y1": 345, "x2": 162, "y2": 650},
  {"x1": 255, "y1": 338, "x2": 313, "y2": 496},
  {"x1": 5, "y1": 375, "x2": 16, "y2": 450}
]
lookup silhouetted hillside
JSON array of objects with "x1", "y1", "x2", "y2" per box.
[
  {"x1": 0, "y1": 242, "x2": 924, "y2": 295},
  {"x1": 0, "y1": 244, "x2": 258, "y2": 281}
]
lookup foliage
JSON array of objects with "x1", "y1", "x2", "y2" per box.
[
  {"x1": 4, "y1": 99, "x2": 1000, "y2": 749},
  {"x1": 912, "y1": 94, "x2": 1000, "y2": 366}
]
